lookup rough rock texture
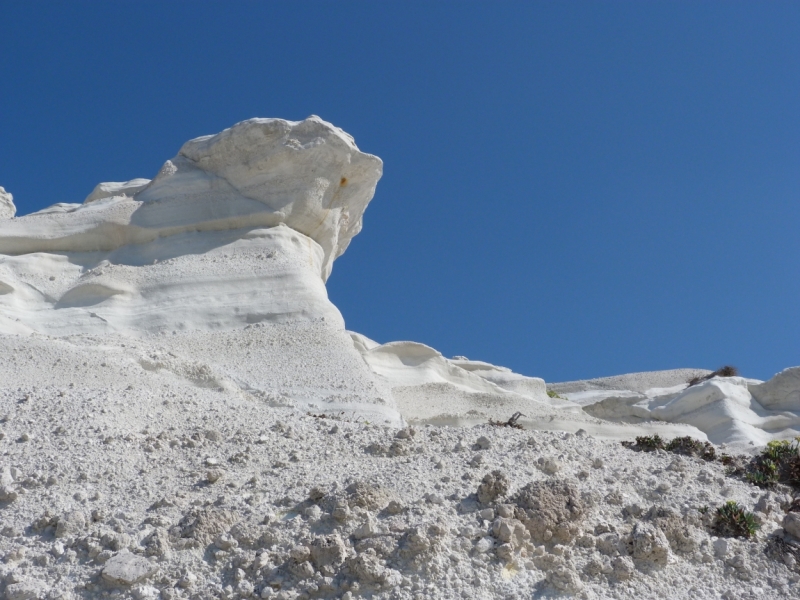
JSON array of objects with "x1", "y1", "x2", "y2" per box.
[
  {"x1": 750, "y1": 367, "x2": 800, "y2": 411},
  {"x1": 0, "y1": 117, "x2": 380, "y2": 280},
  {"x1": 0, "y1": 187, "x2": 14, "y2": 220},
  {"x1": 2, "y1": 118, "x2": 800, "y2": 444},
  {"x1": 0, "y1": 116, "x2": 381, "y2": 337},
  {"x1": 101, "y1": 551, "x2": 157, "y2": 585},
  {"x1": 477, "y1": 471, "x2": 509, "y2": 505},
  {"x1": 0, "y1": 383, "x2": 796, "y2": 599},
  {"x1": 784, "y1": 513, "x2": 800, "y2": 539},
  {"x1": 84, "y1": 179, "x2": 151, "y2": 205},
  {"x1": 510, "y1": 479, "x2": 586, "y2": 544},
  {"x1": 627, "y1": 522, "x2": 671, "y2": 566}
]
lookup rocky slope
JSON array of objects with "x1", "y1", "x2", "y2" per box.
[{"x1": 0, "y1": 117, "x2": 799, "y2": 599}]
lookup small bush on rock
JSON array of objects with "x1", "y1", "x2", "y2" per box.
[
  {"x1": 665, "y1": 436, "x2": 716, "y2": 461},
  {"x1": 746, "y1": 461, "x2": 779, "y2": 487},
  {"x1": 765, "y1": 439, "x2": 798, "y2": 462},
  {"x1": 746, "y1": 438, "x2": 800, "y2": 489},
  {"x1": 713, "y1": 501, "x2": 760, "y2": 539},
  {"x1": 687, "y1": 365, "x2": 739, "y2": 387},
  {"x1": 622, "y1": 435, "x2": 665, "y2": 452}
]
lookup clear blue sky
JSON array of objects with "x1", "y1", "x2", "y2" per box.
[{"x1": 1, "y1": 2, "x2": 798, "y2": 382}]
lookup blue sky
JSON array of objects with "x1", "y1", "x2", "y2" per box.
[{"x1": 1, "y1": 2, "x2": 798, "y2": 382}]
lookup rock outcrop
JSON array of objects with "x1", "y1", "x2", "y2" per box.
[
  {"x1": 0, "y1": 116, "x2": 381, "y2": 336},
  {"x1": 552, "y1": 371, "x2": 800, "y2": 449}
]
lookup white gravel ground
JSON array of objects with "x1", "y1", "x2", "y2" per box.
[{"x1": 0, "y1": 333, "x2": 799, "y2": 600}]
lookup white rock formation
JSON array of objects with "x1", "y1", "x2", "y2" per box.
[
  {"x1": 0, "y1": 117, "x2": 401, "y2": 425},
  {"x1": 1, "y1": 117, "x2": 800, "y2": 599},
  {"x1": 2, "y1": 116, "x2": 799, "y2": 447},
  {"x1": 350, "y1": 336, "x2": 588, "y2": 427},
  {"x1": 0, "y1": 116, "x2": 381, "y2": 336},
  {"x1": 0, "y1": 186, "x2": 15, "y2": 219},
  {"x1": 552, "y1": 370, "x2": 800, "y2": 450},
  {"x1": 84, "y1": 178, "x2": 151, "y2": 204},
  {"x1": 750, "y1": 366, "x2": 800, "y2": 410}
]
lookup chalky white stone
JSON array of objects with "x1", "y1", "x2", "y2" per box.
[
  {"x1": 0, "y1": 187, "x2": 14, "y2": 220},
  {"x1": 102, "y1": 551, "x2": 158, "y2": 585}
]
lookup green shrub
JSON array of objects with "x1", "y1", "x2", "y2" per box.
[
  {"x1": 713, "y1": 501, "x2": 760, "y2": 538},
  {"x1": 746, "y1": 437, "x2": 800, "y2": 489},
  {"x1": 764, "y1": 439, "x2": 796, "y2": 462}
]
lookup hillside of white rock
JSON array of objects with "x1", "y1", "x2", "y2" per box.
[{"x1": 0, "y1": 117, "x2": 799, "y2": 599}]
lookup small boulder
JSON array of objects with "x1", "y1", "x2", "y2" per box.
[
  {"x1": 5, "y1": 579, "x2": 48, "y2": 600},
  {"x1": 55, "y1": 511, "x2": 86, "y2": 539},
  {"x1": 511, "y1": 479, "x2": 585, "y2": 544},
  {"x1": 0, "y1": 485, "x2": 18, "y2": 502},
  {"x1": 477, "y1": 470, "x2": 509, "y2": 505},
  {"x1": 491, "y1": 517, "x2": 529, "y2": 549},
  {"x1": 395, "y1": 427, "x2": 415, "y2": 439},
  {"x1": 783, "y1": 512, "x2": 800, "y2": 539},
  {"x1": 310, "y1": 534, "x2": 347, "y2": 568},
  {"x1": 546, "y1": 564, "x2": 583, "y2": 593},
  {"x1": 541, "y1": 458, "x2": 561, "y2": 475},
  {"x1": 102, "y1": 551, "x2": 157, "y2": 586},
  {"x1": 612, "y1": 556, "x2": 635, "y2": 580},
  {"x1": 627, "y1": 522, "x2": 671, "y2": 566},
  {"x1": 713, "y1": 537, "x2": 729, "y2": 557}
]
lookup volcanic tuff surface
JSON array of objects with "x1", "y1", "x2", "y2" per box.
[{"x1": 0, "y1": 117, "x2": 799, "y2": 599}]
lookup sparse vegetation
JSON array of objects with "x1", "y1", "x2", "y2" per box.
[
  {"x1": 665, "y1": 436, "x2": 716, "y2": 461},
  {"x1": 766, "y1": 536, "x2": 800, "y2": 574},
  {"x1": 687, "y1": 365, "x2": 739, "y2": 387},
  {"x1": 621, "y1": 435, "x2": 665, "y2": 452},
  {"x1": 621, "y1": 433, "x2": 800, "y2": 492},
  {"x1": 713, "y1": 500, "x2": 760, "y2": 538},
  {"x1": 307, "y1": 411, "x2": 346, "y2": 421},
  {"x1": 745, "y1": 438, "x2": 800, "y2": 489},
  {"x1": 547, "y1": 390, "x2": 564, "y2": 400}
]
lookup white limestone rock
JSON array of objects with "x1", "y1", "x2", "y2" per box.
[
  {"x1": 0, "y1": 117, "x2": 380, "y2": 279},
  {"x1": 84, "y1": 178, "x2": 151, "y2": 204},
  {"x1": 449, "y1": 357, "x2": 549, "y2": 400},
  {"x1": 0, "y1": 117, "x2": 401, "y2": 426},
  {"x1": 627, "y1": 522, "x2": 671, "y2": 567},
  {"x1": 349, "y1": 337, "x2": 592, "y2": 427},
  {"x1": 4, "y1": 579, "x2": 49, "y2": 600},
  {"x1": 552, "y1": 369, "x2": 800, "y2": 451},
  {"x1": 650, "y1": 377, "x2": 800, "y2": 448},
  {"x1": 749, "y1": 366, "x2": 800, "y2": 411},
  {"x1": 784, "y1": 512, "x2": 800, "y2": 540},
  {"x1": 0, "y1": 116, "x2": 381, "y2": 337},
  {"x1": 101, "y1": 551, "x2": 157, "y2": 586},
  {"x1": 0, "y1": 187, "x2": 15, "y2": 220}
]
